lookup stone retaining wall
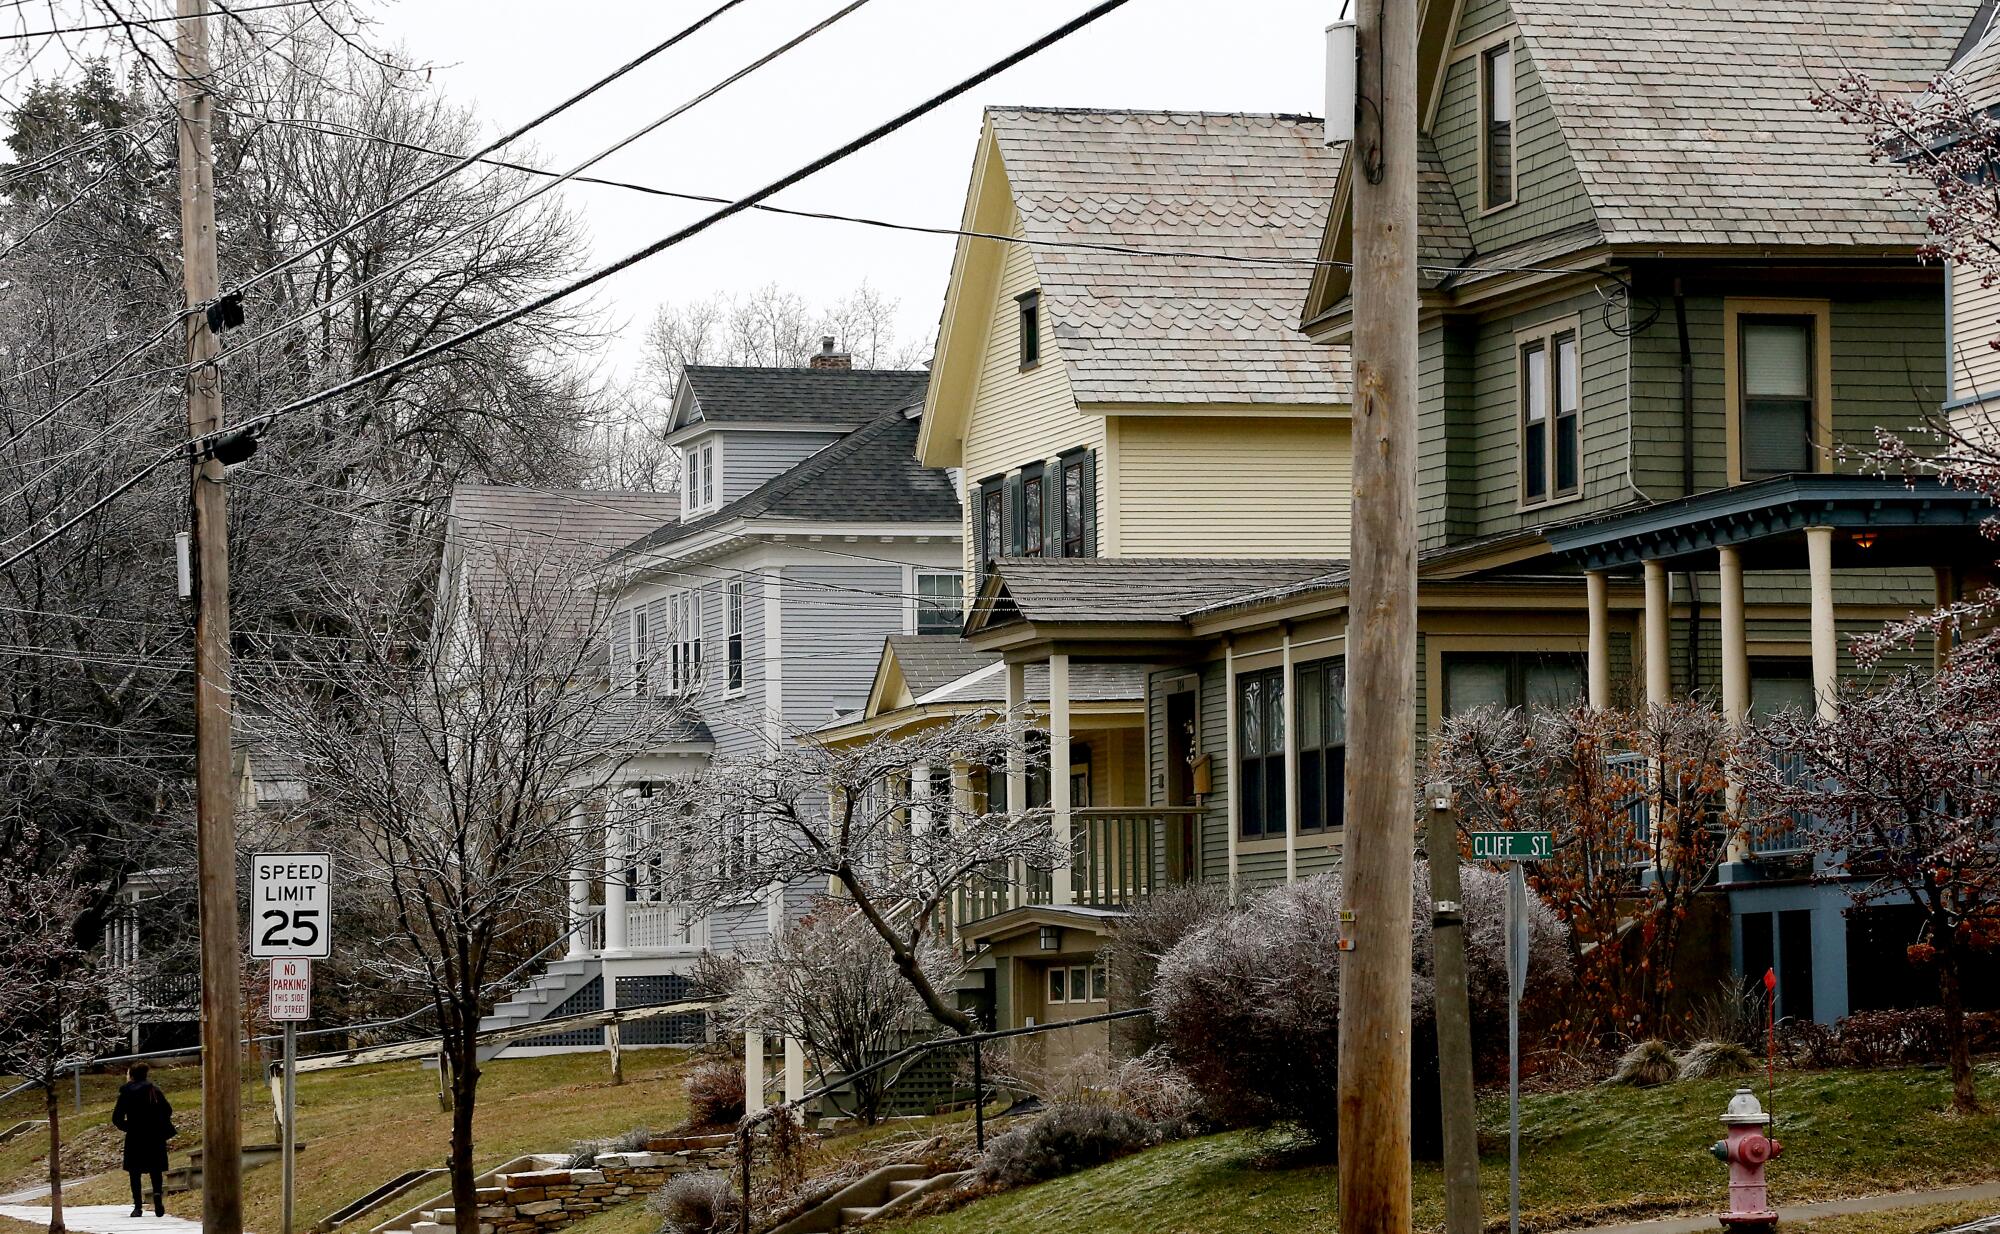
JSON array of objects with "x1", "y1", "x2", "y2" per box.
[{"x1": 423, "y1": 1135, "x2": 734, "y2": 1234}]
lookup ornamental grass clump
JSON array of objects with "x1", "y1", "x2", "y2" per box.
[
  {"x1": 651, "y1": 1171, "x2": 740, "y2": 1234},
  {"x1": 976, "y1": 1104, "x2": 1159, "y2": 1188},
  {"x1": 1676, "y1": 1039, "x2": 1756, "y2": 1081},
  {"x1": 1608, "y1": 1039, "x2": 1679, "y2": 1088}
]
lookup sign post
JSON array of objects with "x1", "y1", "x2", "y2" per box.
[
  {"x1": 253, "y1": 854, "x2": 328, "y2": 1234},
  {"x1": 1482, "y1": 833, "x2": 1547, "y2": 1234}
]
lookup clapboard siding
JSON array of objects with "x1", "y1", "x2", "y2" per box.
[
  {"x1": 779, "y1": 563, "x2": 905, "y2": 729},
  {"x1": 1454, "y1": 0, "x2": 1513, "y2": 45},
  {"x1": 1113, "y1": 417, "x2": 1352, "y2": 558},
  {"x1": 715, "y1": 430, "x2": 841, "y2": 502},
  {"x1": 1434, "y1": 32, "x2": 1597, "y2": 256},
  {"x1": 958, "y1": 205, "x2": 1101, "y2": 582},
  {"x1": 1951, "y1": 261, "x2": 2000, "y2": 405}
]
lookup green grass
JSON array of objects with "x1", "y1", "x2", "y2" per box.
[
  {"x1": 1789, "y1": 1199, "x2": 2000, "y2": 1234},
  {"x1": 888, "y1": 1067, "x2": 2000, "y2": 1234},
  {"x1": 3, "y1": 1050, "x2": 694, "y2": 1234}
]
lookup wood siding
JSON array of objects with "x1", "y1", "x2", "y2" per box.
[
  {"x1": 1435, "y1": 24, "x2": 1597, "y2": 254},
  {"x1": 1113, "y1": 416, "x2": 1353, "y2": 557},
  {"x1": 714, "y1": 430, "x2": 841, "y2": 502},
  {"x1": 958, "y1": 205, "x2": 1101, "y2": 580}
]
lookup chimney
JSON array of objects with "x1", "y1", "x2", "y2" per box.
[{"x1": 809, "y1": 335, "x2": 852, "y2": 370}]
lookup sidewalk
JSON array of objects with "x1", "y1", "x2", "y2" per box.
[
  {"x1": 0, "y1": 1204, "x2": 209, "y2": 1234},
  {"x1": 1560, "y1": 1180, "x2": 2000, "y2": 1234}
]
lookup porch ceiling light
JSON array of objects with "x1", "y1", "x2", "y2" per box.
[
  {"x1": 1039, "y1": 925, "x2": 1062, "y2": 951},
  {"x1": 1851, "y1": 531, "x2": 1878, "y2": 550}
]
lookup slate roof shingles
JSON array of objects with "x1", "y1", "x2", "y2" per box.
[
  {"x1": 986, "y1": 557, "x2": 1346, "y2": 626},
  {"x1": 985, "y1": 108, "x2": 1350, "y2": 406},
  {"x1": 1513, "y1": 0, "x2": 1980, "y2": 248}
]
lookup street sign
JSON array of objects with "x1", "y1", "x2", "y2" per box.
[
  {"x1": 1471, "y1": 830, "x2": 1552, "y2": 862},
  {"x1": 252, "y1": 852, "x2": 332, "y2": 959},
  {"x1": 268, "y1": 958, "x2": 311, "y2": 1022}
]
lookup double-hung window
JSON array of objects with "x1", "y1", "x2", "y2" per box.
[
  {"x1": 1519, "y1": 324, "x2": 1580, "y2": 506},
  {"x1": 725, "y1": 581, "x2": 744, "y2": 692},
  {"x1": 1737, "y1": 314, "x2": 1817, "y2": 478},
  {"x1": 915, "y1": 571, "x2": 964, "y2": 634},
  {"x1": 632, "y1": 608, "x2": 652, "y2": 697},
  {"x1": 1236, "y1": 667, "x2": 1286, "y2": 839},
  {"x1": 1056, "y1": 449, "x2": 1094, "y2": 558},
  {"x1": 1022, "y1": 466, "x2": 1045, "y2": 557},
  {"x1": 684, "y1": 442, "x2": 717, "y2": 515},
  {"x1": 1295, "y1": 658, "x2": 1346, "y2": 832},
  {"x1": 980, "y1": 482, "x2": 1005, "y2": 572},
  {"x1": 670, "y1": 591, "x2": 702, "y2": 691},
  {"x1": 1481, "y1": 41, "x2": 1516, "y2": 210}
]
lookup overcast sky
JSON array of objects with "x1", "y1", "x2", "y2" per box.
[{"x1": 377, "y1": 0, "x2": 1330, "y2": 378}]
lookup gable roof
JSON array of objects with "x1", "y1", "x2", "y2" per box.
[
  {"x1": 677, "y1": 366, "x2": 931, "y2": 430},
  {"x1": 613, "y1": 409, "x2": 959, "y2": 559},
  {"x1": 441, "y1": 483, "x2": 681, "y2": 615},
  {"x1": 987, "y1": 107, "x2": 1348, "y2": 408},
  {"x1": 885, "y1": 634, "x2": 995, "y2": 699},
  {"x1": 1513, "y1": 0, "x2": 1976, "y2": 248}
]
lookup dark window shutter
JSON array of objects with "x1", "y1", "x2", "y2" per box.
[
  {"x1": 1044, "y1": 458, "x2": 1064, "y2": 558},
  {"x1": 971, "y1": 479, "x2": 989, "y2": 570},
  {"x1": 1006, "y1": 473, "x2": 1026, "y2": 555},
  {"x1": 1081, "y1": 450, "x2": 1099, "y2": 557}
]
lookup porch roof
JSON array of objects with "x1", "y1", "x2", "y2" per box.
[
  {"x1": 966, "y1": 557, "x2": 1344, "y2": 641},
  {"x1": 1543, "y1": 473, "x2": 1996, "y2": 573}
]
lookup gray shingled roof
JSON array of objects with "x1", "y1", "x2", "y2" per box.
[
  {"x1": 884, "y1": 635, "x2": 995, "y2": 698},
  {"x1": 681, "y1": 366, "x2": 931, "y2": 427},
  {"x1": 987, "y1": 107, "x2": 1349, "y2": 406},
  {"x1": 1946, "y1": 8, "x2": 2000, "y2": 109},
  {"x1": 1418, "y1": 134, "x2": 1473, "y2": 290},
  {"x1": 981, "y1": 557, "x2": 1344, "y2": 626},
  {"x1": 917, "y1": 659, "x2": 1147, "y2": 706},
  {"x1": 445, "y1": 484, "x2": 681, "y2": 616},
  {"x1": 1514, "y1": 0, "x2": 1978, "y2": 247},
  {"x1": 580, "y1": 695, "x2": 713, "y2": 753},
  {"x1": 614, "y1": 411, "x2": 958, "y2": 558}
]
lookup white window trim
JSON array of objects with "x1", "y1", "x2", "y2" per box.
[
  {"x1": 681, "y1": 437, "x2": 724, "y2": 517},
  {"x1": 723, "y1": 580, "x2": 746, "y2": 699},
  {"x1": 671, "y1": 589, "x2": 704, "y2": 693},
  {"x1": 909, "y1": 568, "x2": 964, "y2": 635}
]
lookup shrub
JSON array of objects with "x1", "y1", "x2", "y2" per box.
[
  {"x1": 1104, "y1": 882, "x2": 1230, "y2": 1052},
  {"x1": 1607, "y1": 1039, "x2": 1678, "y2": 1087},
  {"x1": 1676, "y1": 1040, "x2": 1755, "y2": 1081},
  {"x1": 976, "y1": 1103, "x2": 1157, "y2": 1188},
  {"x1": 651, "y1": 1171, "x2": 740, "y2": 1234},
  {"x1": 1153, "y1": 868, "x2": 1567, "y2": 1141},
  {"x1": 1110, "y1": 1051, "x2": 1205, "y2": 1136},
  {"x1": 1686, "y1": 981, "x2": 1770, "y2": 1051},
  {"x1": 684, "y1": 1059, "x2": 745, "y2": 1127}
]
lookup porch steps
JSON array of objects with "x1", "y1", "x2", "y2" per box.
[{"x1": 474, "y1": 959, "x2": 599, "y2": 1063}]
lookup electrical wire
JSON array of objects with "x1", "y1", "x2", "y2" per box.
[{"x1": 0, "y1": 0, "x2": 316, "y2": 39}]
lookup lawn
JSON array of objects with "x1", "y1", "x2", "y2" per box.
[
  {"x1": 886, "y1": 1065, "x2": 2000, "y2": 1234},
  {"x1": 2, "y1": 1049, "x2": 694, "y2": 1234}
]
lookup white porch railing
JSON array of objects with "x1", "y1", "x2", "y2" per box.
[{"x1": 625, "y1": 902, "x2": 708, "y2": 951}]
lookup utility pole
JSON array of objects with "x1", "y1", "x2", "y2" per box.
[
  {"x1": 176, "y1": 4, "x2": 243, "y2": 1233},
  {"x1": 1338, "y1": 0, "x2": 1417, "y2": 1230},
  {"x1": 1426, "y1": 783, "x2": 1482, "y2": 1234}
]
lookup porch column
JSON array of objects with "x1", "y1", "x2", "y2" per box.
[
  {"x1": 784, "y1": 1037, "x2": 806, "y2": 1104},
  {"x1": 1050, "y1": 652, "x2": 1074, "y2": 906},
  {"x1": 1719, "y1": 545, "x2": 1751, "y2": 862},
  {"x1": 1005, "y1": 661, "x2": 1027, "y2": 908},
  {"x1": 567, "y1": 859, "x2": 591, "y2": 959},
  {"x1": 1806, "y1": 526, "x2": 1838, "y2": 721},
  {"x1": 1224, "y1": 639, "x2": 1240, "y2": 904},
  {"x1": 911, "y1": 761, "x2": 933, "y2": 835},
  {"x1": 1934, "y1": 567, "x2": 1957, "y2": 670},
  {"x1": 744, "y1": 1029, "x2": 766, "y2": 1113},
  {"x1": 1282, "y1": 626, "x2": 1299, "y2": 884},
  {"x1": 1643, "y1": 561, "x2": 1672, "y2": 708},
  {"x1": 602, "y1": 803, "x2": 628, "y2": 955},
  {"x1": 1586, "y1": 570, "x2": 1612, "y2": 709}
]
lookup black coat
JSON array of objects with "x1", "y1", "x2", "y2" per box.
[{"x1": 112, "y1": 1080, "x2": 174, "y2": 1173}]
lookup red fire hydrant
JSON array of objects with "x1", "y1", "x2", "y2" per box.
[{"x1": 1710, "y1": 1086, "x2": 1783, "y2": 1232}]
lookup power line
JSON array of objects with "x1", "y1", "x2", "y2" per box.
[
  {"x1": 4, "y1": 0, "x2": 1137, "y2": 569},
  {"x1": 0, "y1": 0, "x2": 315, "y2": 39}
]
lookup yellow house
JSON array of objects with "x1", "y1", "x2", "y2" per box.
[{"x1": 916, "y1": 107, "x2": 1351, "y2": 575}]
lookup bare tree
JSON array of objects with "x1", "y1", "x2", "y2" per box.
[
  {"x1": 640, "y1": 280, "x2": 925, "y2": 396},
  {"x1": 1430, "y1": 700, "x2": 1740, "y2": 1041},
  {"x1": 245, "y1": 545, "x2": 691, "y2": 1234},
  {"x1": 675, "y1": 711, "x2": 1055, "y2": 1035},
  {"x1": 1743, "y1": 651, "x2": 2000, "y2": 1114},
  {"x1": 721, "y1": 901, "x2": 952, "y2": 1123},
  {"x1": 0, "y1": 832, "x2": 119, "y2": 1234}
]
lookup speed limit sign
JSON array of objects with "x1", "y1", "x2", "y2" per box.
[{"x1": 252, "y1": 852, "x2": 332, "y2": 959}]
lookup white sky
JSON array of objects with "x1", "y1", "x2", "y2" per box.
[{"x1": 377, "y1": 0, "x2": 1331, "y2": 378}]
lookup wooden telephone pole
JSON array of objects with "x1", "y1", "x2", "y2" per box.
[
  {"x1": 1338, "y1": 0, "x2": 1418, "y2": 1230},
  {"x1": 175, "y1": 4, "x2": 244, "y2": 1232}
]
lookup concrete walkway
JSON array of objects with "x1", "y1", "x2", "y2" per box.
[
  {"x1": 1561, "y1": 1180, "x2": 2000, "y2": 1234},
  {"x1": 0, "y1": 1204, "x2": 210, "y2": 1234}
]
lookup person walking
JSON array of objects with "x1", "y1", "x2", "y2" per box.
[{"x1": 111, "y1": 1062, "x2": 174, "y2": 1217}]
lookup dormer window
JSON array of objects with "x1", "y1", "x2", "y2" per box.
[
  {"x1": 683, "y1": 441, "x2": 719, "y2": 516},
  {"x1": 1481, "y1": 42, "x2": 1516, "y2": 211},
  {"x1": 1017, "y1": 290, "x2": 1040, "y2": 369}
]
